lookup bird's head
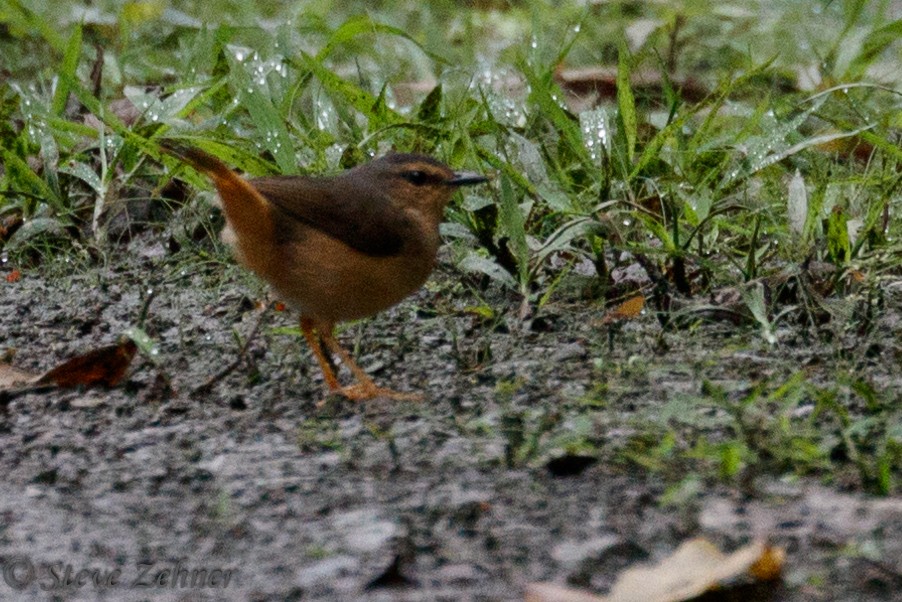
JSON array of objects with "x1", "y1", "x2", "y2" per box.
[{"x1": 354, "y1": 153, "x2": 488, "y2": 220}]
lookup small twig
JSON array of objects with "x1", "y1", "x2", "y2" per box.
[
  {"x1": 136, "y1": 287, "x2": 157, "y2": 329},
  {"x1": 633, "y1": 252, "x2": 673, "y2": 328},
  {"x1": 190, "y1": 306, "x2": 269, "y2": 398}
]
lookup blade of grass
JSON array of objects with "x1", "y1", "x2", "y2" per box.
[
  {"x1": 617, "y1": 39, "x2": 637, "y2": 166},
  {"x1": 498, "y1": 174, "x2": 530, "y2": 293},
  {"x1": 297, "y1": 51, "x2": 402, "y2": 127},
  {"x1": 687, "y1": 58, "x2": 777, "y2": 156},
  {"x1": 459, "y1": 251, "x2": 518, "y2": 290},
  {"x1": 6, "y1": 0, "x2": 66, "y2": 53},
  {"x1": 2, "y1": 149, "x2": 61, "y2": 212},
  {"x1": 51, "y1": 24, "x2": 82, "y2": 116},
  {"x1": 227, "y1": 52, "x2": 295, "y2": 173},
  {"x1": 519, "y1": 61, "x2": 592, "y2": 170},
  {"x1": 474, "y1": 146, "x2": 537, "y2": 197},
  {"x1": 846, "y1": 18, "x2": 902, "y2": 79},
  {"x1": 315, "y1": 14, "x2": 447, "y2": 65}
]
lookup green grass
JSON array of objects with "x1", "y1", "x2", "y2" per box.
[
  {"x1": 1, "y1": 0, "x2": 900, "y2": 492},
  {"x1": 624, "y1": 374, "x2": 902, "y2": 495}
]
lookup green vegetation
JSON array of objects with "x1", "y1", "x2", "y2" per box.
[{"x1": 1, "y1": 1, "x2": 900, "y2": 493}]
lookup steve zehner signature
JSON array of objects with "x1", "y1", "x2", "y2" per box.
[{"x1": 3, "y1": 557, "x2": 236, "y2": 591}]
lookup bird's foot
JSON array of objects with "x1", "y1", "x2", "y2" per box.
[{"x1": 317, "y1": 383, "x2": 423, "y2": 405}]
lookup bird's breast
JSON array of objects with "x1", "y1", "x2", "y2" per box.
[{"x1": 259, "y1": 226, "x2": 438, "y2": 322}]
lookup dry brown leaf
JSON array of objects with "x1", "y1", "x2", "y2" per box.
[
  {"x1": 35, "y1": 340, "x2": 137, "y2": 388},
  {"x1": 815, "y1": 132, "x2": 880, "y2": 165},
  {"x1": 2, "y1": 340, "x2": 139, "y2": 402},
  {"x1": 526, "y1": 538, "x2": 784, "y2": 602},
  {"x1": 601, "y1": 295, "x2": 645, "y2": 324},
  {"x1": 748, "y1": 545, "x2": 786, "y2": 581},
  {"x1": 553, "y1": 66, "x2": 709, "y2": 105},
  {"x1": 0, "y1": 212, "x2": 24, "y2": 242}
]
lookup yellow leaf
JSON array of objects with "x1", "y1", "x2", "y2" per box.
[{"x1": 527, "y1": 538, "x2": 784, "y2": 602}]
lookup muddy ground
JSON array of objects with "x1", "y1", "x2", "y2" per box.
[{"x1": 1, "y1": 233, "x2": 901, "y2": 602}]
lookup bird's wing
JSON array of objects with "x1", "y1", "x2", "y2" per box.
[{"x1": 250, "y1": 176, "x2": 411, "y2": 257}]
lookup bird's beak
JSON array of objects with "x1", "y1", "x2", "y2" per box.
[{"x1": 448, "y1": 171, "x2": 489, "y2": 187}]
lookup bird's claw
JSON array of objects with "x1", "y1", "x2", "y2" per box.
[{"x1": 317, "y1": 384, "x2": 423, "y2": 406}]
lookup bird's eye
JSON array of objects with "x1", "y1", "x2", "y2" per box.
[{"x1": 402, "y1": 170, "x2": 428, "y2": 186}]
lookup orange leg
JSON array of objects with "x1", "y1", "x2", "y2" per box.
[
  {"x1": 300, "y1": 317, "x2": 340, "y2": 392},
  {"x1": 300, "y1": 316, "x2": 421, "y2": 402},
  {"x1": 320, "y1": 330, "x2": 422, "y2": 402}
]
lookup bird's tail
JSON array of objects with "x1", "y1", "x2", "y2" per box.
[
  {"x1": 160, "y1": 141, "x2": 274, "y2": 271},
  {"x1": 159, "y1": 141, "x2": 234, "y2": 178}
]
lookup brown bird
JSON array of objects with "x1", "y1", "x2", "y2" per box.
[{"x1": 166, "y1": 144, "x2": 487, "y2": 401}]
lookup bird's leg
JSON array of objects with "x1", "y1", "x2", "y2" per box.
[
  {"x1": 300, "y1": 317, "x2": 341, "y2": 393},
  {"x1": 320, "y1": 328, "x2": 422, "y2": 402}
]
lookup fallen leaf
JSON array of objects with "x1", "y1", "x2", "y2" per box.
[
  {"x1": 748, "y1": 544, "x2": 786, "y2": 581},
  {"x1": 554, "y1": 66, "x2": 709, "y2": 107},
  {"x1": 526, "y1": 538, "x2": 784, "y2": 602},
  {"x1": 600, "y1": 295, "x2": 645, "y2": 324},
  {"x1": 0, "y1": 212, "x2": 24, "y2": 242},
  {"x1": 604, "y1": 538, "x2": 782, "y2": 601},
  {"x1": 35, "y1": 339, "x2": 138, "y2": 388},
  {"x1": 848, "y1": 270, "x2": 866, "y2": 283},
  {"x1": 6, "y1": 269, "x2": 21, "y2": 283},
  {"x1": 815, "y1": 131, "x2": 881, "y2": 165}
]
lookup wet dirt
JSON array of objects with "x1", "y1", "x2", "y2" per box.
[{"x1": 1, "y1": 235, "x2": 901, "y2": 601}]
